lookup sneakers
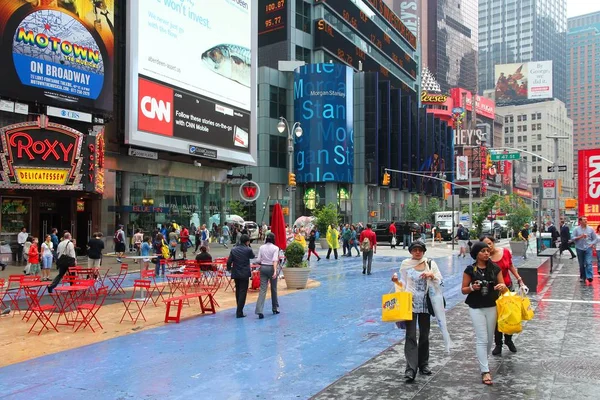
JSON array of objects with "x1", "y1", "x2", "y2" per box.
[
  {"x1": 505, "y1": 341, "x2": 517, "y2": 353},
  {"x1": 492, "y1": 345, "x2": 502, "y2": 356},
  {"x1": 116, "y1": 258, "x2": 122, "y2": 263}
]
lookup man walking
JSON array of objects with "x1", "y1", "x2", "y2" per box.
[
  {"x1": 341, "y1": 224, "x2": 351, "y2": 256},
  {"x1": 559, "y1": 220, "x2": 576, "y2": 259},
  {"x1": 227, "y1": 234, "x2": 255, "y2": 318},
  {"x1": 519, "y1": 223, "x2": 531, "y2": 259},
  {"x1": 17, "y1": 227, "x2": 28, "y2": 264},
  {"x1": 455, "y1": 224, "x2": 470, "y2": 258},
  {"x1": 546, "y1": 221, "x2": 559, "y2": 248},
  {"x1": 359, "y1": 223, "x2": 377, "y2": 275},
  {"x1": 573, "y1": 217, "x2": 597, "y2": 283},
  {"x1": 47, "y1": 233, "x2": 77, "y2": 293},
  {"x1": 114, "y1": 225, "x2": 126, "y2": 263},
  {"x1": 389, "y1": 222, "x2": 397, "y2": 249},
  {"x1": 402, "y1": 222, "x2": 412, "y2": 250},
  {"x1": 221, "y1": 223, "x2": 230, "y2": 249}
]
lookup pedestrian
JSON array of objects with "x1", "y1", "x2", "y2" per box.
[
  {"x1": 28, "y1": 237, "x2": 40, "y2": 277},
  {"x1": 22, "y1": 236, "x2": 32, "y2": 275},
  {"x1": 227, "y1": 234, "x2": 255, "y2": 318},
  {"x1": 133, "y1": 229, "x2": 144, "y2": 260},
  {"x1": 195, "y1": 245, "x2": 212, "y2": 266},
  {"x1": 168, "y1": 227, "x2": 179, "y2": 258},
  {"x1": 17, "y1": 227, "x2": 28, "y2": 264},
  {"x1": 518, "y1": 223, "x2": 531, "y2": 259},
  {"x1": 341, "y1": 224, "x2": 351, "y2": 256},
  {"x1": 194, "y1": 225, "x2": 202, "y2": 252},
  {"x1": 461, "y1": 241, "x2": 509, "y2": 385},
  {"x1": 573, "y1": 217, "x2": 598, "y2": 283},
  {"x1": 50, "y1": 228, "x2": 59, "y2": 263},
  {"x1": 350, "y1": 224, "x2": 360, "y2": 256},
  {"x1": 47, "y1": 233, "x2": 77, "y2": 293},
  {"x1": 114, "y1": 225, "x2": 126, "y2": 263},
  {"x1": 546, "y1": 221, "x2": 559, "y2": 248},
  {"x1": 325, "y1": 225, "x2": 339, "y2": 260},
  {"x1": 154, "y1": 233, "x2": 170, "y2": 277},
  {"x1": 255, "y1": 233, "x2": 281, "y2": 319},
  {"x1": 420, "y1": 223, "x2": 426, "y2": 241},
  {"x1": 480, "y1": 235, "x2": 525, "y2": 356},
  {"x1": 559, "y1": 220, "x2": 576, "y2": 259},
  {"x1": 221, "y1": 222, "x2": 230, "y2": 248},
  {"x1": 455, "y1": 224, "x2": 470, "y2": 258},
  {"x1": 389, "y1": 222, "x2": 397, "y2": 249},
  {"x1": 87, "y1": 232, "x2": 105, "y2": 269},
  {"x1": 359, "y1": 223, "x2": 377, "y2": 275},
  {"x1": 402, "y1": 222, "x2": 412, "y2": 249},
  {"x1": 201, "y1": 224, "x2": 210, "y2": 251},
  {"x1": 180, "y1": 225, "x2": 190, "y2": 259},
  {"x1": 307, "y1": 229, "x2": 321, "y2": 261},
  {"x1": 141, "y1": 235, "x2": 152, "y2": 271},
  {"x1": 40, "y1": 235, "x2": 53, "y2": 281},
  {"x1": 391, "y1": 239, "x2": 441, "y2": 382}
]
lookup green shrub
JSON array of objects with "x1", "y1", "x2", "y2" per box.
[
  {"x1": 312, "y1": 203, "x2": 340, "y2": 236},
  {"x1": 284, "y1": 241, "x2": 306, "y2": 268}
]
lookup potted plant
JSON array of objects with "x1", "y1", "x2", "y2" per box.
[
  {"x1": 501, "y1": 195, "x2": 533, "y2": 257},
  {"x1": 282, "y1": 241, "x2": 310, "y2": 289},
  {"x1": 312, "y1": 203, "x2": 340, "y2": 249}
]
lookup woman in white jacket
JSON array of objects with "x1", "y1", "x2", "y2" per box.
[{"x1": 392, "y1": 239, "x2": 442, "y2": 382}]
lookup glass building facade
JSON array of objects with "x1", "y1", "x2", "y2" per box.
[{"x1": 478, "y1": 0, "x2": 567, "y2": 103}]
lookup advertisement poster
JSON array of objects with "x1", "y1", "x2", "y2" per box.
[
  {"x1": 455, "y1": 156, "x2": 469, "y2": 181},
  {"x1": 494, "y1": 61, "x2": 553, "y2": 105},
  {"x1": 513, "y1": 160, "x2": 529, "y2": 190},
  {"x1": 127, "y1": 0, "x2": 255, "y2": 165},
  {"x1": 578, "y1": 149, "x2": 600, "y2": 226},
  {"x1": 294, "y1": 63, "x2": 354, "y2": 183},
  {"x1": 0, "y1": 0, "x2": 114, "y2": 113}
]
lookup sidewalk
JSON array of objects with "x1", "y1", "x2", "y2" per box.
[{"x1": 313, "y1": 257, "x2": 599, "y2": 400}]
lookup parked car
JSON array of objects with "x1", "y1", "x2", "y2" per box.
[
  {"x1": 244, "y1": 221, "x2": 259, "y2": 242},
  {"x1": 482, "y1": 220, "x2": 509, "y2": 239},
  {"x1": 372, "y1": 221, "x2": 420, "y2": 245}
]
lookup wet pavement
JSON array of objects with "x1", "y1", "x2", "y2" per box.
[{"x1": 1, "y1": 242, "x2": 597, "y2": 399}]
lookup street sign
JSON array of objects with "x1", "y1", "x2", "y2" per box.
[
  {"x1": 547, "y1": 165, "x2": 567, "y2": 173},
  {"x1": 286, "y1": 187, "x2": 297, "y2": 192},
  {"x1": 542, "y1": 179, "x2": 556, "y2": 199},
  {"x1": 490, "y1": 152, "x2": 520, "y2": 161}
]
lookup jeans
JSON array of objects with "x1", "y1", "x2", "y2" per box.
[
  {"x1": 154, "y1": 256, "x2": 165, "y2": 276},
  {"x1": 404, "y1": 313, "x2": 431, "y2": 374},
  {"x1": 255, "y1": 265, "x2": 279, "y2": 314},
  {"x1": 351, "y1": 241, "x2": 360, "y2": 256},
  {"x1": 576, "y1": 247, "x2": 593, "y2": 280},
  {"x1": 42, "y1": 254, "x2": 53, "y2": 269},
  {"x1": 362, "y1": 249, "x2": 373, "y2": 273},
  {"x1": 234, "y1": 278, "x2": 249, "y2": 317},
  {"x1": 342, "y1": 239, "x2": 350, "y2": 255},
  {"x1": 403, "y1": 234, "x2": 412, "y2": 249},
  {"x1": 468, "y1": 306, "x2": 497, "y2": 373},
  {"x1": 307, "y1": 248, "x2": 320, "y2": 260}
]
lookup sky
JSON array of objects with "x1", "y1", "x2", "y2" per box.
[{"x1": 568, "y1": 0, "x2": 600, "y2": 18}]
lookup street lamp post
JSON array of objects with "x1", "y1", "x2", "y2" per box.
[
  {"x1": 468, "y1": 169, "x2": 473, "y2": 228},
  {"x1": 277, "y1": 117, "x2": 303, "y2": 228}
]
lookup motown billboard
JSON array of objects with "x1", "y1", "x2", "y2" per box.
[
  {"x1": 294, "y1": 63, "x2": 354, "y2": 183},
  {"x1": 0, "y1": 0, "x2": 115, "y2": 113}
]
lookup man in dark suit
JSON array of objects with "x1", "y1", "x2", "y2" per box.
[
  {"x1": 227, "y1": 234, "x2": 256, "y2": 318},
  {"x1": 559, "y1": 220, "x2": 576, "y2": 259},
  {"x1": 546, "y1": 221, "x2": 559, "y2": 248}
]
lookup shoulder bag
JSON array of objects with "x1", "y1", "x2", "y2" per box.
[{"x1": 425, "y1": 259, "x2": 446, "y2": 316}]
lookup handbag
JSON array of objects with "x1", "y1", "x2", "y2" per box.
[
  {"x1": 391, "y1": 236, "x2": 397, "y2": 246},
  {"x1": 382, "y1": 290, "x2": 413, "y2": 322},
  {"x1": 425, "y1": 259, "x2": 446, "y2": 316}
]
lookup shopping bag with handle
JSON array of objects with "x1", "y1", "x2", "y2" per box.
[
  {"x1": 381, "y1": 290, "x2": 412, "y2": 323},
  {"x1": 496, "y1": 291, "x2": 523, "y2": 334},
  {"x1": 519, "y1": 288, "x2": 534, "y2": 321}
]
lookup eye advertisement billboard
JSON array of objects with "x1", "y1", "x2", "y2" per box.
[
  {"x1": 293, "y1": 63, "x2": 354, "y2": 183},
  {"x1": 0, "y1": 0, "x2": 114, "y2": 113},
  {"x1": 494, "y1": 61, "x2": 553, "y2": 105},
  {"x1": 126, "y1": 0, "x2": 257, "y2": 166},
  {"x1": 578, "y1": 149, "x2": 600, "y2": 227}
]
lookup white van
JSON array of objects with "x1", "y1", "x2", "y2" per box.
[{"x1": 244, "y1": 221, "x2": 259, "y2": 242}]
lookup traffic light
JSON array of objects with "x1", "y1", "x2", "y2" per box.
[
  {"x1": 288, "y1": 172, "x2": 296, "y2": 187},
  {"x1": 382, "y1": 172, "x2": 390, "y2": 186}
]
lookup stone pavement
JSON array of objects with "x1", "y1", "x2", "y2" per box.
[{"x1": 313, "y1": 257, "x2": 600, "y2": 400}]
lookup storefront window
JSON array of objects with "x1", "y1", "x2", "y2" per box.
[{"x1": 1, "y1": 196, "x2": 31, "y2": 247}]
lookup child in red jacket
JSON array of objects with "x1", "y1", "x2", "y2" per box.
[{"x1": 28, "y1": 237, "x2": 40, "y2": 276}]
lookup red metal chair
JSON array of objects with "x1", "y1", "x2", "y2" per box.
[
  {"x1": 6, "y1": 275, "x2": 25, "y2": 315},
  {"x1": 198, "y1": 275, "x2": 222, "y2": 308},
  {"x1": 24, "y1": 287, "x2": 57, "y2": 335},
  {"x1": 140, "y1": 270, "x2": 166, "y2": 306},
  {"x1": 97, "y1": 267, "x2": 111, "y2": 287},
  {"x1": 108, "y1": 264, "x2": 129, "y2": 295},
  {"x1": 74, "y1": 286, "x2": 108, "y2": 332},
  {"x1": 0, "y1": 278, "x2": 9, "y2": 312},
  {"x1": 120, "y1": 279, "x2": 152, "y2": 324}
]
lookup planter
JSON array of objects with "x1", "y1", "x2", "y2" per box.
[
  {"x1": 319, "y1": 238, "x2": 329, "y2": 249},
  {"x1": 510, "y1": 241, "x2": 527, "y2": 257},
  {"x1": 282, "y1": 267, "x2": 311, "y2": 289}
]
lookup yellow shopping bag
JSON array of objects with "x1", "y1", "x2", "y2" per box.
[
  {"x1": 520, "y1": 293, "x2": 535, "y2": 321},
  {"x1": 496, "y1": 292, "x2": 523, "y2": 334},
  {"x1": 381, "y1": 291, "x2": 413, "y2": 322}
]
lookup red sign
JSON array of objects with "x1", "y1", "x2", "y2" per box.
[
  {"x1": 239, "y1": 180, "x2": 261, "y2": 202},
  {"x1": 138, "y1": 78, "x2": 174, "y2": 137},
  {"x1": 578, "y1": 149, "x2": 600, "y2": 226},
  {"x1": 513, "y1": 188, "x2": 533, "y2": 198},
  {"x1": 503, "y1": 161, "x2": 513, "y2": 187},
  {"x1": 450, "y1": 88, "x2": 496, "y2": 120}
]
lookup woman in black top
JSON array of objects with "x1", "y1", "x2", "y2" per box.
[
  {"x1": 307, "y1": 229, "x2": 321, "y2": 261},
  {"x1": 195, "y1": 246, "x2": 213, "y2": 271},
  {"x1": 461, "y1": 241, "x2": 508, "y2": 385}
]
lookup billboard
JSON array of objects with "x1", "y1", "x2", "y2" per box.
[
  {"x1": 450, "y1": 88, "x2": 495, "y2": 120},
  {"x1": 258, "y1": 0, "x2": 287, "y2": 46},
  {"x1": 126, "y1": 0, "x2": 257, "y2": 165},
  {"x1": 513, "y1": 160, "x2": 529, "y2": 190},
  {"x1": 494, "y1": 61, "x2": 553, "y2": 105},
  {"x1": 0, "y1": 0, "x2": 114, "y2": 113},
  {"x1": 294, "y1": 63, "x2": 354, "y2": 183},
  {"x1": 578, "y1": 149, "x2": 600, "y2": 226}
]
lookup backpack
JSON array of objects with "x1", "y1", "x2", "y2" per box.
[
  {"x1": 113, "y1": 230, "x2": 121, "y2": 244},
  {"x1": 361, "y1": 237, "x2": 372, "y2": 252}
]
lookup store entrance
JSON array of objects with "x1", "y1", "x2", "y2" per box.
[{"x1": 39, "y1": 198, "x2": 71, "y2": 241}]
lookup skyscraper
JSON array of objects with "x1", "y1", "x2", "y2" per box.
[
  {"x1": 478, "y1": 0, "x2": 567, "y2": 103},
  {"x1": 567, "y1": 11, "x2": 600, "y2": 173}
]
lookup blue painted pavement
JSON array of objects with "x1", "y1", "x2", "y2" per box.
[{"x1": 0, "y1": 254, "x2": 490, "y2": 399}]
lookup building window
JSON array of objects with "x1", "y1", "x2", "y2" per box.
[
  {"x1": 505, "y1": 127, "x2": 509, "y2": 133},
  {"x1": 532, "y1": 124, "x2": 536, "y2": 131},
  {"x1": 518, "y1": 126, "x2": 522, "y2": 132},
  {"x1": 522, "y1": 115, "x2": 527, "y2": 121},
  {"x1": 517, "y1": 115, "x2": 522, "y2": 121},
  {"x1": 269, "y1": 86, "x2": 287, "y2": 119},
  {"x1": 523, "y1": 125, "x2": 527, "y2": 132},
  {"x1": 518, "y1": 136, "x2": 522, "y2": 143},
  {"x1": 537, "y1": 113, "x2": 542, "y2": 119},
  {"x1": 295, "y1": 45, "x2": 311, "y2": 64},
  {"x1": 537, "y1": 123, "x2": 542, "y2": 130},
  {"x1": 296, "y1": 0, "x2": 311, "y2": 34},
  {"x1": 269, "y1": 136, "x2": 287, "y2": 169}
]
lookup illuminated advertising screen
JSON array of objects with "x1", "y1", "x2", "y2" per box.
[
  {"x1": 126, "y1": 0, "x2": 257, "y2": 165},
  {"x1": 494, "y1": 61, "x2": 553, "y2": 105},
  {"x1": 294, "y1": 63, "x2": 354, "y2": 183},
  {"x1": 578, "y1": 149, "x2": 600, "y2": 226},
  {"x1": 0, "y1": 0, "x2": 114, "y2": 113},
  {"x1": 258, "y1": 0, "x2": 287, "y2": 46}
]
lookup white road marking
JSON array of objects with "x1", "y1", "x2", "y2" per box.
[{"x1": 540, "y1": 299, "x2": 600, "y2": 304}]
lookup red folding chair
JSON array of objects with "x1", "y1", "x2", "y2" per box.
[
  {"x1": 108, "y1": 264, "x2": 129, "y2": 295},
  {"x1": 97, "y1": 267, "x2": 111, "y2": 287},
  {"x1": 120, "y1": 279, "x2": 152, "y2": 324},
  {"x1": 0, "y1": 278, "x2": 10, "y2": 312},
  {"x1": 140, "y1": 270, "x2": 166, "y2": 306},
  {"x1": 74, "y1": 279, "x2": 97, "y2": 302},
  {"x1": 75, "y1": 286, "x2": 108, "y2": 332},
  {"x1": 24, "y1": 287, "x2": 58, "y2": 335},
  {"x1": 6, "y1": 275, "x2": 25, "y2": 315},
  {"x1": 198, "y1": 275, "x2": 222, "y2": 308}
]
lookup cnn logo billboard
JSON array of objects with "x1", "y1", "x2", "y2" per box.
[{"x1": 138, "y1": 78, "x2": 173, "y2": 136}]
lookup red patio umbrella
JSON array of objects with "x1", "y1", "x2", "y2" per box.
[{"x1": 270, "y1": 202, "x2": 287, "y2": 251}]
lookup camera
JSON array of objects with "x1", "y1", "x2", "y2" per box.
[{"x1": 474, "y1": 280, "x2": 491, "y2": 296}]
